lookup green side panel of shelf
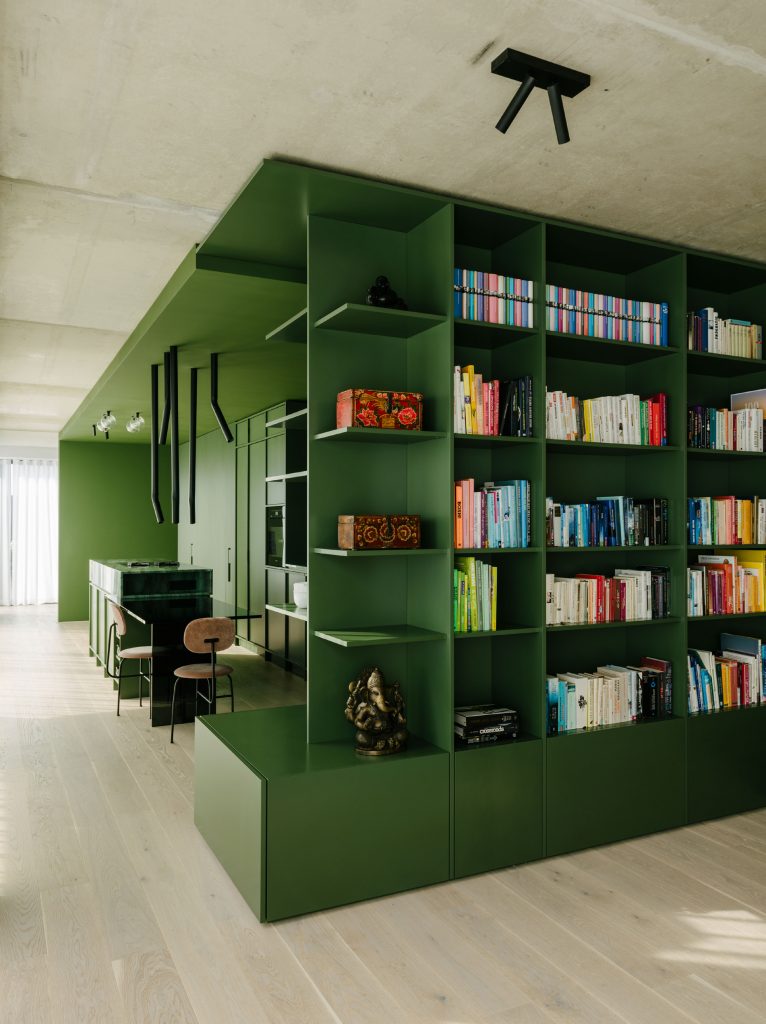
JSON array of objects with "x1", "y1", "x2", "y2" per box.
[
  {"x1": 687, "y1": 708, "x2": 766, "y2": 822},
  {"x1": 545, "y1": 719, "x2": 686, "y2": 856},
  {"x1": 194, "y1": 721, "x2": 266, "y2": 922},
  {"x1": 454, "y1": 740, "x2": 543, "y2": 876},
  {"x1": 266, "y1": 749, "x2": 450, "y2": 921}
]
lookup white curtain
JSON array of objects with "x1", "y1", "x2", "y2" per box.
[
  {"x1": 0, "y1": 460, "x2": 11, "y2": 604},
  {"x1": 0, "y1": 459, "x2": 58, "y2": 606}
]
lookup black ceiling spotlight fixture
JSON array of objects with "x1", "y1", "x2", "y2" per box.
[{"x1": 491, "y1": 48, "x2": 590, "y2": 144}]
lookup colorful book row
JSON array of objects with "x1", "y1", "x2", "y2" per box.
[
  {"x1": 546, "y1": 496, "x2": 669, "y2": 549},
  {"x1": 455, "y1": 478, "x2": 530, "y2": 550},
  {"x1": 546, "y1": 390, "x2": 668, "y2": 446},
  {"x1": 687, "y1": 405, "x2": 764, "y2": 452},
  {"x1": 688, "y1": 635, "x2": 766, "y2": 713},
  {"x1": 546, "y1": 566, "x2": 671, "y2": 625},
  {"x1": 454, "y1": 557, "x2": 497, "y2": 633},
  {"x1": 546, "y1": 285, "x2": 668, "y2": 346},
  {"x1": 453, "y1": 368, "x2": 533, "y2": 437},
  {"x1": 687, "y1": 550, "x2": 766, "y2": 617},
  {"x1": 453, "y1": 269, "x2": 534, "y2": 327},
  {"x1": 688, "y1": 496, "x2": 766, "y2": 546},
  {"x1": 688, "y1": 308, "x2": 763, "y2": 359},
  {"x1": 547, "y1": 656, "x2": 672, "y2": 734}
]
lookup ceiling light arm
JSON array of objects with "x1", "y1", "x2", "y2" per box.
[
  {"x1": 169, "y1": 345, "x2": 180, "y2": 524},
  {"x1": 160, "y1": 350, "x2": 171, "y2": 445},
  {"x1": 495, "y1": 73, "x2": 535, "y2": 134},
  {"x1": 189, "y1": 367, "x2": 197, "y2": 526},
  {"x1": 150, "y1": 363, "x2": 165, "y2": 524},
  {"x1": 210, "y1": 353, "x2": 234, "y2": 443}
]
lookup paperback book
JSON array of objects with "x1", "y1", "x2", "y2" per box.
[
  {"x1": 546, "y1": 566, "x2": 670, "y2": 625},
  {"x1": 455, "y1": 478, "x2": 530, "y2": 549},
  {"x1": 547, "y1": 655, "x2": 672, "y2": 734},
  {"x1": 453, "y1": 269, "x2": 534, "y2": 327},
  {"x1": 454, "y1": 557, "x2": 498, "y2": 632},
  {"x1": 546, "y1": 285, "x2": 668, "y2": 346},
  {"x1": 546, "y1": 389, "x2": 668, "y2": 446},
  {"x1": 546, "y1": 495, "x2": 669, "y2": 548}
]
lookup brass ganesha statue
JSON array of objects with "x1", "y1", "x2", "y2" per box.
[{"x1": 345, "y1": 666, "x2": 408, "y2": 756}]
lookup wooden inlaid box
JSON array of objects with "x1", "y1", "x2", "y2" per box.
[
  {"x1": 336, "y1": 389, "x2": 423, "y2": 430},
  {"x1": 338, "y1": 514, "x2": 421, "y2": 550}
]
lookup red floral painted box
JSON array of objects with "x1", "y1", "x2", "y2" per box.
[
  {"x1": 336, "y1": 389, "x2": 423, "y2": 431},
  {"x1": 338, "y1": 514, "x2": 421, "y2": 550}
]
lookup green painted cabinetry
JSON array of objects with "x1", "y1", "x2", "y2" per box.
[
  {"x1": 195, "y1": 707, "x2": 449, "y2": 921},
  {"x1": 180, "y1": 160, "x2": 766, "y2": 918}
]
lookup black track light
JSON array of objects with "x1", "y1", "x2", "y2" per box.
[{"x1": 491, "y1": 49, "x2": 590, "y2": 145}]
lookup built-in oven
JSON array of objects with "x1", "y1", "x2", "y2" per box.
[{"x1": 266, "y1": 506, "x2": 284, "y2": 567}]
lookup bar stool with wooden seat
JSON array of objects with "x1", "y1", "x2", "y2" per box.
[
  {"x1": 170, "y1": 616, "x2": 235, "y2": 743},
  {"x1": 106, "y1": 602, "x2": 157, "y2": 716}
]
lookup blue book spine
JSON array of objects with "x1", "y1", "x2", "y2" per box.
[
  {"x1": 660, "y1": 301, "x2": 669, "y2": 346},
  {"x1": 454, "y1": 268, "x2": 461, "y2": 318}
]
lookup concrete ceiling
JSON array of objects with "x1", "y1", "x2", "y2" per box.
[{"x1": 2, "y1": 0, "x2": 765, "y2": 445}]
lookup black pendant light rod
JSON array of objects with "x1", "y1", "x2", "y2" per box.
[
  {"x1": 210, "y1": 352, "x2": 233, "y2": 443},
  {"x1": 491, "y1": 48, "x2": 590, "y2": 145},
  {"x1": 159, "y1": 350, "x2": 171, "y2": 445},
  {"x1": 150, "y1": 363, "x2": 164, "y2": 524},
  {"x1": 189, "y1": 366, "x2": 198, "y2": 525},
  {"x1": 495, "y1": 73, "x2": 535, "y2": 134},
  {"x1": 169, "y1": 345, "x2": 180, "y2": 524}
]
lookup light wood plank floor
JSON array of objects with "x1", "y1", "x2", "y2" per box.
[{"x1": 1, "y1": 605, "x2": 765, "y2": 1023}]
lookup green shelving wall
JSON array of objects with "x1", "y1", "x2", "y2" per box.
[{"x1": 190, "y1": 161, "x2": 766, "y2": 918}]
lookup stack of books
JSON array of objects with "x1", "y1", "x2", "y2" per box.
[
  {"x1": 547, "y1": 656, "x2": 672, "y2": 734},
  {"x1": 546, "y1": 389, "x2": 668, "y2": 446},
  {"x1": 453, "y1": 367, "x2": 533, "y2": 436},
  {"x1": 687, "y1": 550, "x2": 766, "y2": 616},
  {"x1": 454, "y1": 704, "x2": 519, "y2": 746},
  {"x1": 688, "y1": 634, "x2": 765, "y2": 712},
  {"x1": 453, "y1": 269, "x2": 534, "y2": 327},
  {"x1": 455, "y1": 478, "x2": 530, "y2": 549},
  {"x1": 454, "y1": 557, "x2": 497, "y2": 632},
  {"x1": 688, "y1": 495, "x2": 766, "y2": 546},
  {"x1": 546, "y1": 285, "x2": 668, "y2": 346},
  {"x1": 687, "y1": 405, "x2": 763, "y2": 451},
  {"x1": 546, "y1": 566, "x2": 671, "y2": 625},
  {"x1": 687, "y1": 308, "x2": 763, "y2": 358},
  {"x1": 546, "y1": 495, "x2": 669, "y2": 548}
]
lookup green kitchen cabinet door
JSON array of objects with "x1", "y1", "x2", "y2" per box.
[
  {"x1": 546, "y1": 717, "x2": 685, "y2": 856},
  {"x1": 454, "y1": 740, "x2": 543, "y2": 876},
  {"x1": 266, "y1": 749, "x2": 450, "y2": 920},
  {"x1": 688, "y1": 708, "x2": 766, "y2": 822},
  {"x1": 248, "y1": 440, "x2": 267, "y2": 648}
]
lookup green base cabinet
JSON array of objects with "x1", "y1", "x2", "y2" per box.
[
  {"x1": 546, "y1": 718, "x2": 686, "y2": 856},
  {"x1": 194, "y1": 707, "x2": 450, "y2": 922},
  {"x1": 687, "y1": 707, "x2": 766, "y2": 823},
  {"x1": 454, "y1": 740, "x2": 543, "y2": 876}
]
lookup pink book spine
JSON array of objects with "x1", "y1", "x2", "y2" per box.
[
  {"x1": 483, "y1": 383, "x2": 489, "y2": 435},
  {"x1": 494, "y1": 380, "x2": 500, "y2": 435},
  {"x1": 489, "y1": 273, "x2": 498, "y2": 323}
]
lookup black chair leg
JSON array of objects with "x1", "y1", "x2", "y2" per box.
[
  {"x1": 230, "y1": 674, "x2": 234, "y2": 713},
  {"x1": 170, "y1": 676, "x2": 179, "y2": 743},
  {"x1": 116, "y1": 659, "x2": 123, "y2": 716}
]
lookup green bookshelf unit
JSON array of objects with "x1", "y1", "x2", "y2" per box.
[{"x1": 185, "y1": 160, "x2": 766, "y2": 921}]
